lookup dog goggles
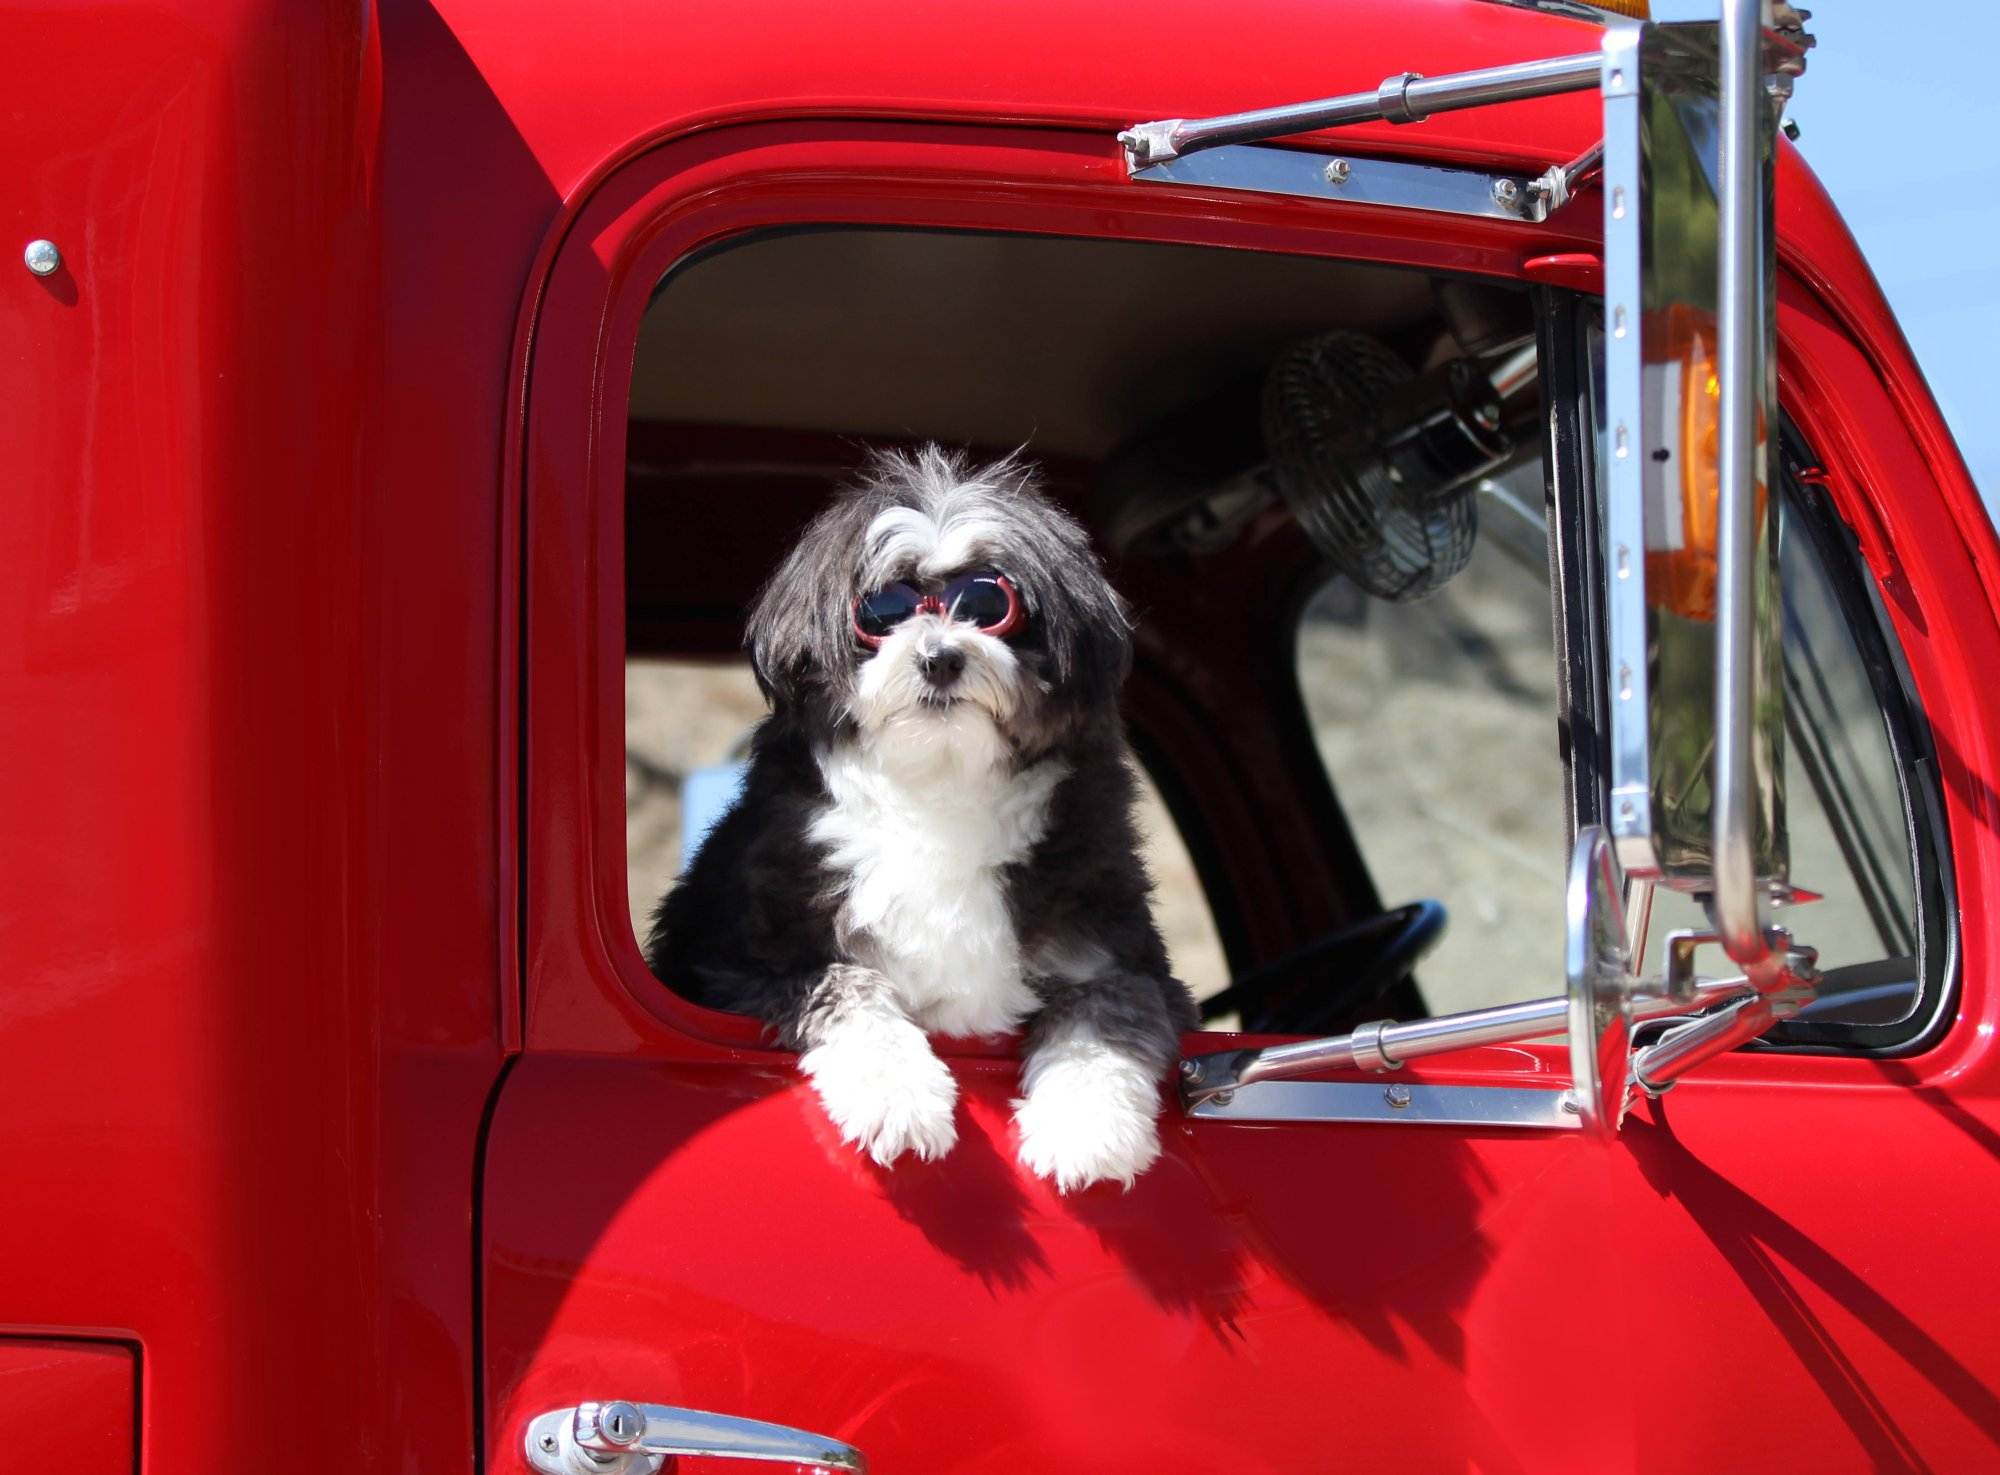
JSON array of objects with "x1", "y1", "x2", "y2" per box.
[{"x1": 851, "y1": 570, "x2": 1023, "y2": 648}]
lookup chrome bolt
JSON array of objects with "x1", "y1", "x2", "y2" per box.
[
  {"x1": 598, "y1": 1402, "x2": 645, "y2": 1448},
  {"x1": 1179, "y1": 1059, "x2": 1202, "y2": 1082},
  {"x1": 1490, "y1": 178, "x2": 1522, "y2": 212},
  {"x1": 1323, "y1": 158, "x2": 1352, "y2": 186},
  {"x1": 1210, "y1": 1089, "x2": 1234, "y2": 1107},
  {"x1": 23, "y1": 239, "x2": 61, "y2": 277},
  {"x1": 1384, "y1": 1083, "x2": 1413, "y2": 1109}
]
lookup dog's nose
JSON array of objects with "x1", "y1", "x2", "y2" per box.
[{"x1": 919, "y1": 646, "x2": 966, "y2": 688}]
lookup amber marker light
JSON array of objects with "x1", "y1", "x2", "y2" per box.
[{"x1": 1644, "y1": 305, "x2": 1764, "y2": 623}]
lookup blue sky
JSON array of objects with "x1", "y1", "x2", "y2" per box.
[
  {"x1": 1790, "y1": 5, "x2": 2000, "y2": 512},
  {"x1": 1662, "y1": 2, "x2": 1999, "y2": 511}
]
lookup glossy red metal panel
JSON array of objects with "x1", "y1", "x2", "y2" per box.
[
  {"x1": 2, "y1": 2, "x2": 505, "y2": 1471},
  {"x1": 5, "y1": 0, "x2": 1997, "y2": 1467},
  {"x1": 433, "y1": 0, "x2": 1606, "y2": 203},
  {"x1": 496, "y1": 116, "x2": 2000, "y2": 1471},
  {"x1": 489, "y1": 1057, "x2": 1623, "y2": 1475},
  {"x1": 0, "y1": 1340, "x2": 136, "y2": 1475}
]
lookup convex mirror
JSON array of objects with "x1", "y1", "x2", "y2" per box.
[{"x1": 1599, "y1": 15, "x2": 1793, "y2": 905}]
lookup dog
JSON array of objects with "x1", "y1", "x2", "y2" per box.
[{"x1": 645, "y1": 446, "x2": 1196, "y2": 1191}]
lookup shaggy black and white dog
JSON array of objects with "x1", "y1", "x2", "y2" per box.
[{"x1": 646, "y1": 446, "x2": 1195, "y2": 1191}]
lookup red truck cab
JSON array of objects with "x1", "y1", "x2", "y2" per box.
[{"x1": 5, "y1": 2, "x2": 1997, "y2": 1471}]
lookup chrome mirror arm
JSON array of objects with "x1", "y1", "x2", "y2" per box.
[
  {"x1": 1526, "y1": 139, "x2": 1604, "y2": 215},
  {"x1": 1118, "y1": 51, "x2": 1600, "y2": 168},
  {"x1": 1633, "y1": 938, "x2": 1818, "y2": 1095},
  {"x1": 1709, "y1": 0, "x2": 1785, "y2": 987}
]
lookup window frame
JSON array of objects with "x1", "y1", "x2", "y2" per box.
[
  {"x1": 1750, "y1": 424, "x2": 1959, "y2": 1053},
  {"x1": 517, "y1": 114, "x2": 1978, "y2": 1096},
  {"x1": 517, "y1": 117, "x2": 1595, "y2": 1063}
]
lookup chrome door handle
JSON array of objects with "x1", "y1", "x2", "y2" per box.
[{"x1": 525, "y1": 1399, "x2": 866, "y2": 1474}]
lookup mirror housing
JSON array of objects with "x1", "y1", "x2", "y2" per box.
[{"x1": 1600, "y1": 11, "x2": 1793, "y2": 924}]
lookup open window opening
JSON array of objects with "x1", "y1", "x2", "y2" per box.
[{"x1": 623, "y1": 225, "x2": 1565, "y2": 1038}]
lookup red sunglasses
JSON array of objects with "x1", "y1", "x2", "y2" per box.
[{"x1": 851, "y1": 570, "x2": 1024, "y2": 648}]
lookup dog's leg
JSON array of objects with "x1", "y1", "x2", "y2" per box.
[
  {"x1": 795, "y1": 962, "x2": 959, "y2": 1166},
  {"x1": 1013, "y1": 973, "x2": 1183, "y2": 1192}
]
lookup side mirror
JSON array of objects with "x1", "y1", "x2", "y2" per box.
[
  {"x1": 1600, "y1": 5, "x2": 1802, "y2": 975},
  {"x1": 1131, "y1": 4, "x2": 1824, "y2": 1132}
]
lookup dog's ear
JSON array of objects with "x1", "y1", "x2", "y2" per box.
[
  {"x1": 744, "y1": 495, "x2": 870, "y2": 712},
  {"x1": 984, "y1": 457, "x2": 1134, "y2": 698}
]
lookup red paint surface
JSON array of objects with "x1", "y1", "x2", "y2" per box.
[
  {"x1": 0, "y1": 1340, "x2": 135, "y2": 1475},
  {"x1": 2, "y1": 1, "x2": 1996, "y2": 1471}
]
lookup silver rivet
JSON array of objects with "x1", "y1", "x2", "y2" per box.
[
  {"x1": 24, "y1": 239, "x2": 61, "y2": 277},
  {"x1": 1561, "y1": 1092, "x2": 1583, "y2": 1114},
  {"x1": 1210, "y1": 1089, "x2": 1234, "y2": 1107},
  {"x1": 1384, "y1": 1083, "x2": 1413, "y2": 1108},
  {"x1": 1323, "y1": 159, "x2": 1352, "y2": 186},
  {"x1": 1491, "y1": 178, "x2": 1521, "y2": 212}
]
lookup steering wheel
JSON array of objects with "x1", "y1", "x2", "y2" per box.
[{"x1": 1198, "y1": 899, "x2": 1448, "y2": 1035}]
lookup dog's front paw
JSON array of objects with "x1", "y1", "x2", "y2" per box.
[
  {"x1": 1013, "y1": 1036, "x2": 1164, "y2": 1193},
  {"x1": 800, "y1": 1016, "x2": 959, "y2": 1167}
]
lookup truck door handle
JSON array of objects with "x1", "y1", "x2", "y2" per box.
[{"x1": 525, "y1": 1399, "x2": 866, "y2": 1474}]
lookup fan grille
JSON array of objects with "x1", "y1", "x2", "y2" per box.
[{"x1": 1263, "y1": 332, "x2": 1481, "y2": 602}]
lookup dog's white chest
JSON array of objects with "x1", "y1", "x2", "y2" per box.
[{"x1": 811, "y1": 738, "x2": 1066, "y2": 1037}]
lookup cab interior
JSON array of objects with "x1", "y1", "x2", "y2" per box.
[{"x1": 622, "y1": 226, "x2": 1566, "y2": 1035}]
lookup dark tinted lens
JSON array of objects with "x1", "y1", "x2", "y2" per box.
[
  {"x1": 856, "y1": 582, "x2": 922, "y2": 638},
  {"x1": 944, "y1": 573, "x2": 1014, "y2": 629}
]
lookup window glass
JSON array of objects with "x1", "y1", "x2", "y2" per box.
[
  {"x1": 1293, "y1": 458, "x2": 1566, "y2": 1017},
  {"x1": 1640, "y1": 485, "x2": 1932, "y2": 1030}
]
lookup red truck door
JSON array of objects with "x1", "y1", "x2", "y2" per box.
[{"x1": 478, "y1": 118, "x2": 2000, "y2": 1475}]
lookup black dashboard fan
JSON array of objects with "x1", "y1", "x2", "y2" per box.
[{"x1": 1263, "y1": 331, "x2": 1512, "y2": 601}]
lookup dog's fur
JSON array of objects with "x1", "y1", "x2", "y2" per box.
[{"x1": 645, "y1": 446, "x2": 1195, "y2": 1191}]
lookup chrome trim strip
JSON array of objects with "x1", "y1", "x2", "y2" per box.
[
  {"x1": 1598, "y1": 22, "x2": 1656, "y2": 877},
  {"x1": 1131, "y1": 144, "x2": 1548, "y2": 223},
  {"x1": 1188, "y1": 1081, "x2": 1583, "y2": 1130}
]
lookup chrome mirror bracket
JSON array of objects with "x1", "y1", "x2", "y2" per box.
[{"x1": 1565, "y1": 827, "x2": 1637, "y2": 1136}]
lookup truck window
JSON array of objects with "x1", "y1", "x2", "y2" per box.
[
  {"x1": 1579, "y1": 306, "x2": 1954, "y2": 1051},
  {"x1": 621, "y1": 226, "x2": 1535, "y2": 1036},
  {"x1": 626, "y1": 657, "x2": 1230, "y2": 1011},
  {"x1": 1292, "y1": 455, "x2": 1565, "y2": 1019},
  {"x1": 1635, "y1": 469, "x2": 1955, "y2": 1050}
]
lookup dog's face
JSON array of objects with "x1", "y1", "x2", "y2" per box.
[{"x1": 746, "y1": 447, "x2": 1131, "y2": 756}]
